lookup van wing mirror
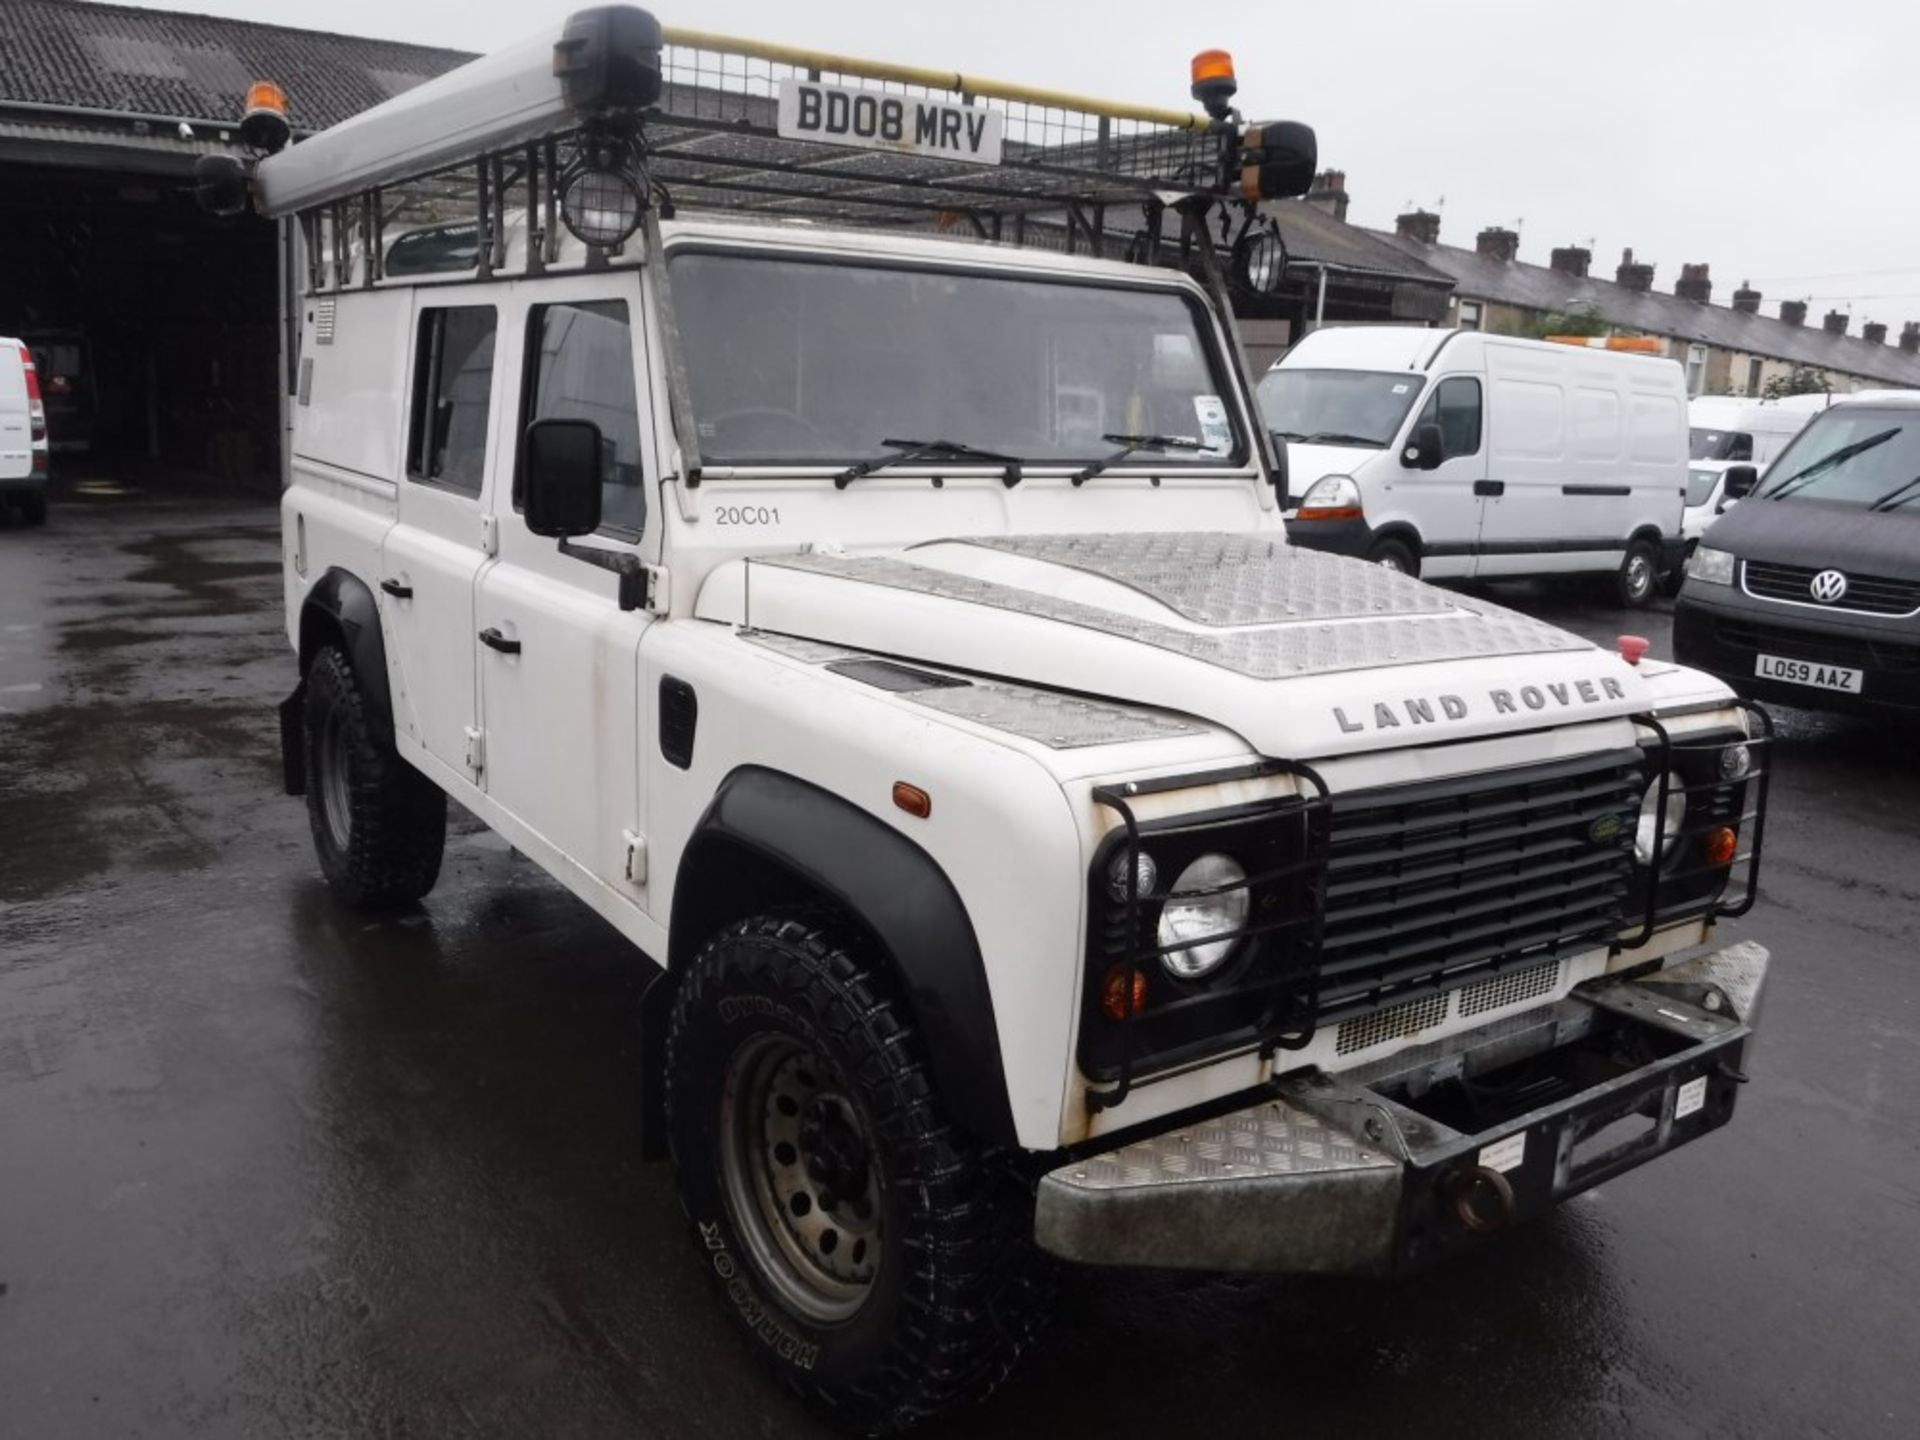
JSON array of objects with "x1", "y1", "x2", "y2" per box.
[
  {"x1": 523, "y1": 418, "x2": 603, "y2": 537},
  {"x1": 1721, "y1": 463, "x2": 1759, "y2": 502},
  {"x1": 1403, "y1": 422, "x2": 1444, "y2": 471},
  {"x1": 1268, "y1": 431, "x2": 1289, "y2": 494}
]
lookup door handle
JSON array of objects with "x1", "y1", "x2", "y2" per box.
[
  {"x1": 479, "y1": 627, "x2": 521, "y2": 655},
  {"x1": 1474, "y1": 479, "x2": 1506, "y2": 498},
  {"x1": 380, "y1": 578, "x2": 413, "y2": 599}
]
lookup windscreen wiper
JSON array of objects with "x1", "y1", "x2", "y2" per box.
[
  {"x1": 1764, "y1": 427, "x2": 1899, "y2": 501},
  {"x1": 1299, "y1": 431, "x2": 1382, "y2": 447},
  {"x1": 1867, "y1": 474, "x2": 1920, "y2": 512},
  {"x1": 1071, "y1": 432, "x2": 1210, "y2": 487},
  {"x1": 835, "y1": 437, "x2": 1024, "y2": 489}
]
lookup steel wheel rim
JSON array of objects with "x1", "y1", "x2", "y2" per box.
[
  {"x1": 318, "y1": 707, "x2": 353, "y2": 853},
  {"x1": 1625, "y1": 552, "x2": 1654, "y2": 600},
  {"x1": 1376, "y1": 553, "x2": 1406, "y2": 573},
  {"x1": 719, "y1": 1033, "x2": 883, "y2": 1325}
]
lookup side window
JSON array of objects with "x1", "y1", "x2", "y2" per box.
[
  {"x1": 1413, "y1": 377, "x2": 1483, "y2": 460},
  {"x1": 406, "y1": 306, "x2": 496, "y2": 494},
  {"x1": 1727, "y1": 432, "x2": 1754, "y2": 461},
  {"x1": 520, "y1": 300, "x2": 645, "y2": 536}
]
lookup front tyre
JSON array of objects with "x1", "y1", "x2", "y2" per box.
[
  {"x1": 1367, "y1": 535, "x2": 1419, "y2": 577},
  {"x1": 666, "y1": 915, "x2": 1050, "y2": 1435},
  {"x1": 302, "y1": 646, "x2": 445, "y2": 910}
]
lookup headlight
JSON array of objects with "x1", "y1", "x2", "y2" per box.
[
  {"x1": 1686, "y1": 546, "x2": 1736, "y2": 586},
  {"x1": 1157, "y1": 854, "x2": 1249, "y2": 979},
  {"x1": 1295, "y1": 474, "x2": 1361, "y2": 520},
  {"x1": 1718, "y1": 742, "x2": 1753, "y2": 782},
  {"x1": 1634, "y1": 772, "x2": 1687, "y2": 867}
]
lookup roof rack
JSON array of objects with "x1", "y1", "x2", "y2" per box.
[{"x1": 210, "y1": 6, "x2": 1314, "y2": 289}]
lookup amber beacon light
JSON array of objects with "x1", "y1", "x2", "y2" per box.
[
  {"x1": 1190, "y1": 49, "x2": 1238, "y2": 120},
  {"x1": 239, "y1": 80, "x2": 291, "y2": 154}
]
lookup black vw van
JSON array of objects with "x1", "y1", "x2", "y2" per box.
[{"x1": 1675, "y1": 391, "x2": 1920, "y2": 717}]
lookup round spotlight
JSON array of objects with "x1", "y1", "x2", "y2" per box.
[
  {"x1": 560, "y1": 164, "x2": 645, "y2": 248},
  {"x1": 1718, "y1": 743, "x2": 1753, "y2": 782},
  {"x1": 1634, "y1": 772, "x2": 1687, "y2": 868},
  {"x1": 1231, "y1": 223, "x2": 1288, "y2": 296}
]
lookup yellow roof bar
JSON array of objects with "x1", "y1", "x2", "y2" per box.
[{"x1": 661, "y1": 26, "x2": 1214, "y2": 133}]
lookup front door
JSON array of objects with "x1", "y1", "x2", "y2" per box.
[
  {"x1": 475, "y1": 278, "x2": 653, "y2": 898},
  {"x1": 380, "y1": 299, "x2": 502, "y2": 786},
  {"x1": 1389, "y1": 374, "x2": 1486, "y2": 577}
]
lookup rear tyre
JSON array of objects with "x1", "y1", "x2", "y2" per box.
[
  {"x1": 302, "y1": 645, "x2": 445, "y2": 910},
  {"x1": 1616, "y1": 538, "x2": 1660, "y2": 609},
  {"x1": 1368, "y1": 536, "x2": 1419, "y2": 577},
  {"x1": 666, "y1": 914, "x2": 1051, "y2": 1436}
]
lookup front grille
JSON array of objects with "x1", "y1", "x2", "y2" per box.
[
  {"x1": 1744, "y1": 560, "x2": 1920, "y2": 616},
  {"x1": 1316, "y1": 751, "x2": 1642, "y2": 1019},
  {"x1": 1716, "y1": 617, "x2": 1920, "y2": 673}
]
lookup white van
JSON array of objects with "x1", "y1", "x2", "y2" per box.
[
  {"x1": 0, "y1": 337, "x2": 49, "y2": 525},
  {"x1": 1262, "y1": 327, "x2": 1688, "y2": 606},
  {"x1": 1683, "y1": 393, "x2": 1828, "y2": 543}
]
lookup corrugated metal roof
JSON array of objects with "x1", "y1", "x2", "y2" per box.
[
  {"x1": 0, "y1": 0, "x2": 471, "y2": 132},
  {"x1": 1375, "y1": 230, "x2": 1920, "y2": 389}
]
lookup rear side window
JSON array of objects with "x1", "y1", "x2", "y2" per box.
[
  {"x1": 1414, "y1": 376, "x2": 1482, "y2": 460},
  {"x1": 407, "y1": 306, "x2": 496, "y2": 493},
  {"x1": 520, "y1": 300, "x2": 646, "y2": 536}
]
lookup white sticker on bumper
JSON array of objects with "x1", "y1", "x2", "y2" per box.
[
  {"x1": 1676, "y1": 1075, "x2": 1708, "y2": 1119},
  {"x1": 1479, "y1": 1131, "x2": 1527, "y2": 1174}
]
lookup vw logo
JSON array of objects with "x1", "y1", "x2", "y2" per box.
[{"x1": 1809, "y1": 569, "x2": 1849, "y2": 604}]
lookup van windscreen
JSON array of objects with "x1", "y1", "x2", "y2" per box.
[
  {"x1": 669, "y1": 252, "x2": 1242, "y2": 469},
  {"x1": 1257, "y1": 369, "x2": 1423, "y2": 449},
  {"x1": 1758, "y1": 408, "x2": 1920, "y2": 509},
  {"x1": 1690, "y1": 427, "x2": 1752, "y2": 461}
]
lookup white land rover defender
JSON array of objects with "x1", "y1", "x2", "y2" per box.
[{"x1": 202, "y1": 11, "x2": 1775, "y2": 1433}]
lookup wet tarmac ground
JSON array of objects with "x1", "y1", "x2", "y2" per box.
[{"x1": 3, "y1": 490, "x2": 1918, "y2": 1438}]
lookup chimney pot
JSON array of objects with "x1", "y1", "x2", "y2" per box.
[
  {"x1": 1823, "y1": 309, "x2": 1849, "y2": 335},
  {"x1": 1615, "y1": 247, "x2": 1655, "y2": 293},
  {"x1": 1863, "y1": 321, "x2": 1888, "y2": 345},
  {"x1": 1305, "y1": 168, "x2": 1350, "y2": 223},
  {"x1": 1675, "y1": 262, "x2": 1712, "y2": 304},
  {"x1": 1780, "y1": 300, "x2": 1808, "y2": 327},
  {"x1": 1394, "y1": 209, "x2": 1441, "y2": 245},
  {"x1": 1549, "y1": 245, "x2": 1591, "y2": 278},
  {"x1": 1732, "y1": 281, "x2": 1762, "y2": 314},
  {"x1": 1900, "y1": 322, "x2": 1920, "y2": 354},
  {"x1": 1475, "y1": 226, "x2": 1519, "y2": 262}
]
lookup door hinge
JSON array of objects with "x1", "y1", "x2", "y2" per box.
[
  {"x1": 623, "y1": 829, "x2": 648, "y2": 885},
  {"x1": 464, "y1": 725, "x2": 485, "y2": 774},
  {"x1": 643, "y1": 565, "x2": 669, "y2": 616},
  {"x1": 480, "y1": 514, "x2": 499, "y2": 556}
]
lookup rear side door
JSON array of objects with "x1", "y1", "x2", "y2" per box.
[
  {"x1": 473, "y1": 279, "x2": 653, "y2": 901},
  {"x1": 1389, "y1": 374, "x2": 1486, "y2": 576},
  {"x1": 379, "y1": 300, "x2": 501, "y2": 787}
]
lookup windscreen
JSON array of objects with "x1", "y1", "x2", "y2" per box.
[
  {"x1": 670, "y1": 252, "x2": 1241, "y2": 467},
  {"x1": 1256, "y1": 368, "x2": 1424, "y2": 449},
  {"x1": 1690, "y1": 427, "x2": 1752, "y2": 461},
  {"x1": 1757, "y1": 407, "x2": 1920, "y2": 509}
]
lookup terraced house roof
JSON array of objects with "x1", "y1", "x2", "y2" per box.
[
  {"x1": 1379, "y1": 231, "x2": 1920, "y2": 391},
  {"x1": 0, "y1": 0, "x2": 470, "y2": 131}
]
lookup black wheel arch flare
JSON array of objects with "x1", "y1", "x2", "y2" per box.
[
  {"x1": 660, "y1": 765, "x2": 1018, "y2": 1149},
  {"x1": 298, "y1": 567, "x2": 395, "y2": 745}
]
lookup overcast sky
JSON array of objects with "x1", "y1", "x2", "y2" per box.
[{"x1": 120, "y1": 0, "x2": 1920, "y2": 325}]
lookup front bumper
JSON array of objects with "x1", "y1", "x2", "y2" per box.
[
  {"x1": 1675, "y1": 588, "x2": 1920, "y2": 715},
  {"x1": 1035, "y1": 940, "x2": 1768, "y2": 1274}
]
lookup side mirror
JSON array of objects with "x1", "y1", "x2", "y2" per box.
[
  {"x1": 1721, "y1": 463, "x2": 1759, "y2": 502},
  {"x1": 1402, "y1": 422, "x2": 1443, "y2": 471},
  {"x1": 524, "y1": 418, "x2": 603, "y2": 537}
]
